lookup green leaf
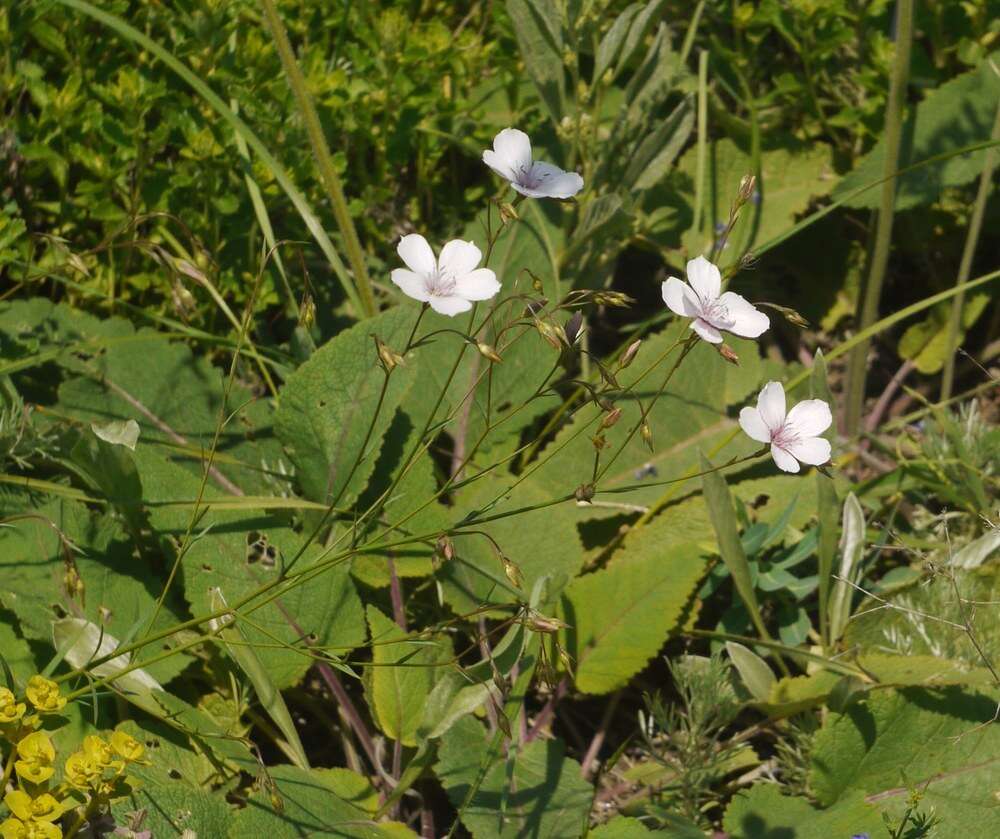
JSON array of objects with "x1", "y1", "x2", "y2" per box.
[
  {"x1": 435, "y1": 716, "x2": 592, "y2": 838},
  {"x1": 275, "y1": 307, "x2": 418, "y2": 508},
  {"x1": 951, "y1": 528, "x2": 1000, "y2": 569},
  {"x1": 811, "y1": 350, "x2": 839, "y2": 648},
  {"x1": 701, "y1": 453, "x2": 768, "y2": 640},
  {"x1": 229, "y1": 764, "x2": 416, "y2": 838},
  {"x1": 833, "y1": 52, "x2": 1000, "y2": 210},
  {"x1": 440, "y1": 475, "x2": 584, "y2": 613},
  {"x1": 723, "y1": 783, "x2": 882, "y2": 839},
  {"x1": 828, "y1": 492, "x2": 864, "y2": 645},
  {"x1": 625, "y1": 96, "x2": 695, "y2": 192},
  {"x1": 593, "y1": 4, "x2": 642, "y2": 84},
  {"x1": 0, "y1": 611, "x2": 38, "y2": 684},
  {"x1": 725, "y1": 641, "x2": 776, "y2": 702},
  {"x1": 898, "y1": 293, "x2": 991, "y2": 373},
  {"x1": 560, "y1": 530, "x2": 707, "y2": 694},
  {"x1": 90, "y1": 418, "x2": 140, "y2": 449},
  {"x1": 506, "y1": 0, "x2": 565, "y2": 125},
  {"x1": 365, "y1": 606, "x2": 451, "y2": 746},
  {"x1": 809, "y1": 686, "x2": 1000, "y2": 832}
]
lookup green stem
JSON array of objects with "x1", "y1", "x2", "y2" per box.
[
  {"x1": 259, "y1": 0, "x2": 376, "y2": 318},
  {"x1": 843, "y1": 0, "x2": 914, "y2": 434},
  {"x1": 690, "y1": 50, "x2": 709, "y2": 245},
  {"x1": 940, "y1": 96, "x2": 1000, "y2": 400}
]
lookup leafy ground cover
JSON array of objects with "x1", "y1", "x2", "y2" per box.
[{"x1": 1, "y1": 1, "x2": 1000, "y2": 837}]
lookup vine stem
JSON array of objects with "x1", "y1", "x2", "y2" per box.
[
  {"x1": 259, "y1": 0, "x2": 376, "y2": 318},
  {"x1": 843, "y1": 0, "x2": 914, "y2": 435}
]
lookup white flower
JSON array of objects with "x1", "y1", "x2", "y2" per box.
[
  {"x1": 391, "y1": 234, "x2": 500, "y2": 316},
  {"x1": 483, "y1": 128, "x2": 584, "y2": 199},
  {"x1": 739, "y1": 381, "x2": 832, "y2": 474},
  {"x1": 661, "y1": 256, "x2": 769, "y2": 344}
]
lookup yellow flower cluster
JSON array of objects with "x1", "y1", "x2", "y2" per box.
[{"x1": 0, "y1": 676, "x2": 147, "y2": 839}]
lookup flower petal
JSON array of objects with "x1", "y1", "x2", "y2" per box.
[
  {"x1": 785, "y1": 399, "x2": 833, "y2": 438},
  {"x1": 490, "y1": 128, "x2": 532, "y2": 174},
  {"x1": 483, "y1": 149, "x2": 516, "y2": 181},
  {"x1": 390, "y1": 269, "x2": 431, "y2": 303},
  {"x1": 661, "y1": 277, "x2": 702, "y2": 318},
  {"x1": 397, "y1": 234, "x2": 436, "y2": 276},
  {"x1": 454, "y1": 268, "x2": 500, "y2": 301},
  {"x1": 428, "y1": 295, "x2": 473, "y2": 317},
  {"x1": 691, "y1": 318, "x2": 723, "y2": 343},
  {"x1": 756, "y1": 381, "x2": 786, "y2": 431},
  {"x1": 527, "y1": 161, "x2": 584, "y2": 199},
  {"x1": 770, "y1": 444, "x2": 801, "y2": 473},
  {"x1": 785, "y1": 436, "x2": 831, "y2": 466},
  {"x1": 686, "y1": 255, "x2": 721, "y2": 302},
  {"x1": 438, "y1": 239, "x2": 483, "y2": 277},
  {"x1": 718, "y1": 292, "x2": 769, "y2": 338},
  {"x1": 738, "y1": 407, "x2": 772, "y2": 443}
]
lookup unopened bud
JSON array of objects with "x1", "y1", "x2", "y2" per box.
[
  {"x1": 737, "y1": 174, "x2": 757, "y2": 205},
  {"x1": 174, "y1": 257, "x2": 207, "y2": 284},
  {"x1": 269, "y1": 792, "x2": 284, "y2": 814},
  {"x1": 600, "y1": 407, "x2": 622, "y2": 430},
  {"x1": 436, "y1": 535, "x2": 454, "y2": 563},
  {"x1": 717, "y1": 344, "x2": 739, "y2": 365},
  {"x1": 67, "y1": 252, "x2": 91, "y2": 277},
  {"x1": 640, "y1": 421, "x2": 654, "y2": 452},
  {"x1": 501, "y1": 555, "x2": 523, "y2": 589},
  {"x1": 592, "y1": 433, "x2": 607, "y2": 451},
  {"x1": 618, "y1": 339, "x2": 641, "y2": 369},
  {"x1": 759, "y1": 302, "x2": 809, "y2": 328},
  {"x1": 298, "y1": 292, "x2": 316, "y2": 329},
  {"x1": 591, "y1": 291, "x2": 635, "y2": 308},
  {"x1": 373, "y1": 335, "x2": 405, "y2": 372},
  {"x1": 526, "y1": 610, "x2": 568, "y2": 634},
  {"x1": 171, "y1": 282, "x2": 196, "y2": 317},
  {"x1": 499, "y1": 202, "x2": 519, "y2": 223},
  {"x1": 476, "y1": 342, "x2": 503, "y2": 364},
  {"x1": 596, "y1": 362, "x2": 620, "y2": 389},
  {"x1": 575, "y1": 483, "x2": 595, "y2": 503},
  {"x1": 535, "y1": 318, "x2": 564, "y2": 350}
]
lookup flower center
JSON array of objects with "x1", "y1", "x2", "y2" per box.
[
  {"x1": 700, "y1": 298, "x2": 732, "y2": 326},
  {"x1": 516, "y1": 162, "x2": 549, "y2": 190},
  {"x1": 424, "y1": 269, "x2": 457, "y2": 297},
  {"x1": 770, "y1": 424, "x2": 798, "y2": 450}
]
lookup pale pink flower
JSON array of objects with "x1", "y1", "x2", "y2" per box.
[
  {"x1": 739, "y1": 381, "x2": 832, "y2": 473},
  {"x1": 483, "y1": 128, "x2": 584, "y2": 199},
  {"x1": 391, "y1": 234, "x2": 500, "y2": 316}
]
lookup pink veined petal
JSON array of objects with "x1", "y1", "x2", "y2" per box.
[
  {"x1": 438, "y1": 239, "x2": 483, "y2": 277},
  {"x1": 397, "y1": 234, "x2": 436, "y2": 276},
  {"x1": 428, "y1": 295, "x2": 474, "y2": 317},
  {"x1": 785, "y1": 399, "x2": 833, "y2": 438},
  {"x1": 686, "y1": 255, "x2": 721, "y2": 302},
  {"x1": 770, "y1": 444, "x2": 801, "y2": 473},
  {"x1": 454, "y1": 268, "x2": 500, "y2": 301},
  {"x1": 662, "y1": 277, "x2": 702, "y2": 318},
  {"x1": 491, "y1": 128, "x2": 532, "y2": 174},
  {"x1": 756, "y1": 381, "x2": 787, "y2": 431},
  {"x1": 691, "y1": 318, "x2": 723, "y2": 343},
  {"x1": 785, "y1": 436, "x2": 831, "y2": 466},
  {"x1": 390, "y1": 269, "x2": 431, "y2": 303},
  {"x1": 483, "y1": 149, "x2": 516, "y2": 182},
  {"x1": 717, "y1": 291, "x2": 770, "y2": 339},
  {"x1": 738, "y1": 407, "x2": 772, "y2": 443}
]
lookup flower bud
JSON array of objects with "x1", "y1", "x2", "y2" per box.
[
  {"x1": 298, "y1": 292, "x2": 316, "y2": 329},
  {"x1": 640, "y1": 421, "x2": 654, "y2": 453},
  {"x1": 591, "y1": 291, "x2": 635, "y2": 308},
  {"x1": 717, "y1": 344, "x2": 740, "y2": 365},
  {"x1": 534, "y1": 318, "x2": 564, "y2": 350},
  {"x1": 591, "y1": 433, "x2": 607, "y2": 451},
  {"x1": 436, "y1": 535, "x2": 454, "y2": 563},
  {"x1": 618, "y1": 339, "x2": 641, "y2": 369},
  {"x1": 600, "y1": 407, "x2": 622, "y2": 430},
  {"x1": 373, "y1": 335, "x2": 405, "y2": 372},
  {"x1": 575, "y1": 483, "x2": 595, "y2": 502},
  {"x1": 501, "y1": 555, "x2": 523, "y2": 589},
  {"x1": 737, "y1": 173, "x2": 757, "y2": 206},
  {"x1": 564, "y1": 310, "x2": 584, "y2": 346},
  {"x1": 526, "y1": 610, "x2": 567, "y2": 634},
  {"x1": 476, "y1": 342, "x2": 503, "y2": 364},
  {"x1": 499, "y1": 202, "x2": 519, "y2": 224}
]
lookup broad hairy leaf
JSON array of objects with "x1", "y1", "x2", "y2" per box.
[
  {"x1": 435, "y1": 716, "x2": 592, "y2": 838},
  {"x1": 275, "y1": 307, "x2": 418, "y2": 508},
  {"x1": 365, "y1": 606, "x2": 451, "y2": 746},
  {"x1": 898, "y1": 293, "x2": 991, "y2": 373},
  {"x1": 560, "y1": 529, "x2": 707, "y2": 694},
  {"x1": 834, "y1": 51, "x2": 1000, "y2": 210},
  {"x1": 723, "y1": 783, "x2": 882, "y2": 838},
  {"x1": 506, "y1": 0, "x2": 565, "y2": 125}
]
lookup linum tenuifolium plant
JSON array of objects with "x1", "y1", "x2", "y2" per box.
[{"x1": 393, "y1": 127, "x2": 832, "y2": 475}]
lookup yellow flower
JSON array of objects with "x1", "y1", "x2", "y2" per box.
[
  {"x1": 109, "y1": 730, "x2": 144, "y2": 763},
  {"x1": 0, "y1": 819, "x2": 61, "y2": 839},
  {"x1": 81, "y1": 736, "x2": 113, "y2": 768},
  {"x1": 0, "y1": 689, "x2": 26, "y2": 725},
  {"x1": 14, "y1": 732, "x2": 55, "y2": 784},
  {"x1": 24, "y1": 678, "x2": 65, "y2": 715},
  {"x1": 63, "y1": 752, "x2": 101, "y2": 789},
  {"x1": 4, "y1": 791, "x2": 65, "y2": 823}
]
